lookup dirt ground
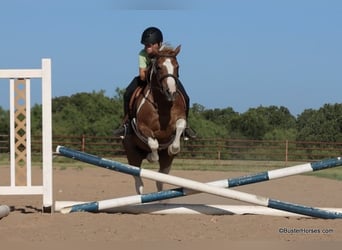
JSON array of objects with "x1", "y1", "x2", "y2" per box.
[{"x1": 1, "y1": 166, "x2": 342, "y2": 249}]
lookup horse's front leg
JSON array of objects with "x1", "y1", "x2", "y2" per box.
[
  {"x1": 146, "y1": 137, "x2": 159, "y2": 162},
  {"x1": 168, "y1": 118, "x2": 186, "y2": 155}
]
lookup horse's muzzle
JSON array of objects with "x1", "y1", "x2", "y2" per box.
[{"x1": 165, "y1": 90, "x2": 177, "y2": 102}]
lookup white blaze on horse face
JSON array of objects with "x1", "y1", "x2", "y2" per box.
[{"x1": 163, "y1": 58, "x2": 177, "y2": 93}]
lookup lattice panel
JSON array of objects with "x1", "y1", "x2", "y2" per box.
[
  {"x1": 0, "y1": 58, "x2": 53, "y2": 211},
  {"x1": 14, "y1": 79, "x2": 27, "y2": 186}
]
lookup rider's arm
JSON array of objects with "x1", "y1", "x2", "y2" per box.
[
  {"x1": 138, "y1": 50, "x2": 150, "y2": 82},
  {"x1": 139, "y1": 67, "x2": 147, "y2": 81}
]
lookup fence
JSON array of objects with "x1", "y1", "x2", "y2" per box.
[
  {"x1": 0, "y1": 59, "x2": 52, "y2": 212},
  {"x1": 1, "y1": 134, "x2": 341, "y2": 163}
]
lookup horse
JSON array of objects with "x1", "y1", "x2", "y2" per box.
[{"x1": 123, "y1": 45, "x2": 187, "y2": 194}]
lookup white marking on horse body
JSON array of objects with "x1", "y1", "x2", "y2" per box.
[
  {"x1": 147, "y1": 137, "x2": 159, "y2": 162},
  {"x1": 168, "y1": 118, "x2": 186, "y2": 155},
  {"x1": 137, "y1": 88, "x2": 150, "y2": 114},
  {"x1": 134, "y1": 176, "x2": 144, "y2": 194},
  {"x1": 163, "y1": 58, "x2": 176, "y2": 93}
]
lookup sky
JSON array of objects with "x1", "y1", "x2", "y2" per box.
[{"x1": 0, "y1": 0, "x2": 341, "y2": 116}]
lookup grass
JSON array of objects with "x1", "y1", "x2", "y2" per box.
[
  {"x1": 306, "y1": 169, "x2": 342, "y2": 181},
  {"x1": 2, "y1": 155, "x2": 342, "y2": 181},
  {"x1": 52, "y1": 156, "x2": 342, "y2": 181}
]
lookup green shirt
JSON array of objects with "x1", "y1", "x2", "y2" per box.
[{"x1": 139, "y1": 49, "x2": 151, "y2": 69}]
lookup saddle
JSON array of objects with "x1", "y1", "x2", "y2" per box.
[
  {"x1": 127, "y1": 84, "x2": 187, "y2": 145},
  {"x1": 129, "y1": 85, "x2": 187, "y2": 119}
]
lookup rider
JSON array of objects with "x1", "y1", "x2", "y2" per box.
[{"x1": 113, "y1": 26, "x2": 196, "y2": 139}]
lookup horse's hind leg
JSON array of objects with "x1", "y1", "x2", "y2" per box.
[
  {"x1": 134, "y1": 176, "x2": 144, "y2": 194},
  {"x1": 156, "y1": 166, "x2": 171, "y2": 192},
  {"x1": 124, "y1": 139, "x2": 145, "y2": 194},
  {"x1": 129, "y1": 160, "x2": 144, "y2": 194},
  {"x1": 156, "y1": 151, "x2": 174, "y2": 192}
]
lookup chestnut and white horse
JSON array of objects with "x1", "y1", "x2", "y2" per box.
[{"x1": 123, "y1": 45, "x2": 187, "y2": 194}]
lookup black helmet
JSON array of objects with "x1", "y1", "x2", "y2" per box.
[{"x1": 141, "y1": 27, "x2": 163, "y2": 45}]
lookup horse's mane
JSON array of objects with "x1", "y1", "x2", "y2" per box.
[{"x1": 158, "y1": 44, "x2": 177, "y2": 56}]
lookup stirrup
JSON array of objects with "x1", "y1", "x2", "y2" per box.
[
  {"x1": 183, "y1": 127, "x2": 196, "y2": 140},
  {"x1": 113, "y1": 123, "x2": 129, "y2": 139}
]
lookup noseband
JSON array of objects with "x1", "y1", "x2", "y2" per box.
[{"x1": 158, "y1": 73, "x2": 179, "y2": 84}]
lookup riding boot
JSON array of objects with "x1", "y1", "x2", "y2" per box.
[
  {"x1": 177, "y1": 80, "x2": 196, "y2": 139},
  {"x1": 113, "y1": 114, "x2": 130, "y2": 138},
  {"x1": 183, "y1": 99, "x2": 197, "y2": 139},
  {"x1": 184, "y1": 126, "x2": 196, "y2": 139},
  {"x1": 183, "y1": 108, "x2": 197, "y2": 139},
  {"x1": 113, "y1": 83, "x2": 133, "y2": 138}
]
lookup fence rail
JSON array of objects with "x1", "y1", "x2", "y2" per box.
[
  {"x1": 0, "y1": 135, "x2": 342, "y2": 162},
  {"x1": 1, "y1": 134, "x2": 341, "y2": 163}
]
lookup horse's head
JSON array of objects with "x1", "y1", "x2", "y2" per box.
[{"x1": 150, "y1": 45, "x2": 181, "y2": 102}]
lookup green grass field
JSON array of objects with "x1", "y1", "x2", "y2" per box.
[
  {"x1": 1, "y1": 155, "x2": 342, "y2": 181},
  {"x1": 50, "y1": 156, "x2": 342, "y2": 181}
]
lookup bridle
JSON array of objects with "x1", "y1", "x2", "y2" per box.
[{"x1": 148, "y1": 55, "x2": 180, "y2": 92}]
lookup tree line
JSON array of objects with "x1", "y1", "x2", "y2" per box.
[{"x1": 0, "y1": 88, "x2": 341, "y2": 142}]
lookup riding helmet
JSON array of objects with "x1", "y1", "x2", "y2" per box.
[{"x1": 141, "y1": 27, "x2": 163, "y2": 45}]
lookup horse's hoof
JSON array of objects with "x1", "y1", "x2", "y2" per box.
[
  {"x1": 168, "y1": 146, "x2": 180, "y2": 156},
  {"x1": 134, "y1": 177, "x2": 144, "y2": 194},
  {"x1": 135, "y1": 184, "x2": 144, "y2": 194},
  {"x1": 147, "y1": 153, "x2": 159, "y2": 162},
  {"x1": 156, "y1": 181, "x2": 163, "y2": 192}
]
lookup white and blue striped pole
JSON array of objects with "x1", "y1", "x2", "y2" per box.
[
  {"x1": 60, "y1": 156, "x2": 342, "y2": 214},
  {"x1": 56, "y1": 146, "x2": 342, "y2": 219},
  {"x1": 62, "y1": 156, "x2": 342, "y2": 214}
]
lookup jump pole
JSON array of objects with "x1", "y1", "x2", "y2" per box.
[
  {"x1": 57, "y1": 153, "x2": 342, "y2": 215},
  {"x1": 56, "y1": 146, "x2": 342, "y2": 219},
  {"x1": 54, "y1": 202, "x2": 342, "y2": 217}
]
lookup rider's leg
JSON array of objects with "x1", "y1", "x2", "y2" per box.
[
  {"x1": 123, "y1": 82, "x2": 136, "y2": 119},
  {"x1": 177, "y1": 80, "x2": 196, "y2": 139},
  {"x1": 113, "y1": 77, "x2": 140, "y2": 136},
  {"x1": 177, "y1": 80, "x2": 190, "y2": 117}
]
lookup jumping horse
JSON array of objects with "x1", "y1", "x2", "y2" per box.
[{"x1": 123, "y1": 45, "x2": 187, "y2": 194}]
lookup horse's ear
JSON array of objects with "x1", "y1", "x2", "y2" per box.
[{"x1": 174, "y1": 45, "x2": 181, "y2": 55}]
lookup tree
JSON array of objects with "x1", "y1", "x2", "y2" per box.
[
  {"x1": 201, "y1": 107, "x2": 239, "y2": 133},
  {"x1": 0, "y1": 107, "x2": 9, "y2": 134},
  {"x1": 232, "y1": 108, "x2": 269, "y2": 139},
  {"x1": 297, "y1": 103, "x2": 342, "y2": 141},
  {"x1": 3, "y1": 88, "x2": 341, "y2": 143},
  {"x1": 188, "y1": 103, "x2": 231, "y2": 138},
  {"x1": 229, "y1": 106, "x2": 296, "y2": 140},
  {"x1": 52, "y1": 90, "x2": 123, "y2": 136}
]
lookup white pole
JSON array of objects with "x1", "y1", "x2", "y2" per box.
[
  {"x1": 41, "y1": 58, "x2": 53, "y2": 212},
  {"x1": 55, "y1": 202, "x2": 342, "y2": 217}
]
